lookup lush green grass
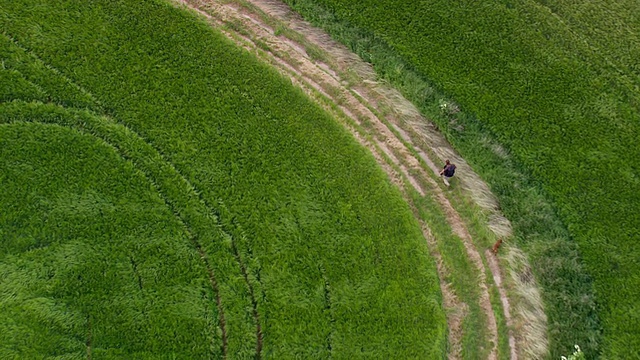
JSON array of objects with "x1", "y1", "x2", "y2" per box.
[
  {"x1": 0, "y1": 120, "x2": 222, "y2": 358},
  {"x1": 278, "y1": 0, "x2": 640, "y2": 357},
  {"x1": 0, "y1": 0, "x2": 447, "y2": 357},
  {"x1": 0, "y1": 100, "x2": 260, "y2": 357}
]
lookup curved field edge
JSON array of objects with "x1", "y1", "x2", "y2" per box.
[
  {"x1": 0, "y1": 120, "x2": 223, "y2": 358},
  {"x1": 0, "y1": 0, "x2": 447, "y2": 357},
  {"x1": 277, "y1": 0, "x2": 603, "y2": 357}
]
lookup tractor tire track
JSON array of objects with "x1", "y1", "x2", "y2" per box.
[
  {"x1": 196, "y1": 245, "x2": 229, "y2": 358},
  {"x1": 173, "y1": 0, "x2": 491, "y2": 357},
  {"x1": 230, "y1": 237, "x2": 263, "y2": 359},
  {"x1": 420, "y1": 221, "x2": 468, "y2": 360}
]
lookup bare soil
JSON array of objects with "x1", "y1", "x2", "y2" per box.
[{"x1": 171, "y1": 0, "x2": 543, "y2": 358}]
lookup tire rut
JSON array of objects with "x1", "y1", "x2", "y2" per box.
[
  {"x1": 196, "y1": 245, "x2": 229, "y2": 358},
  {"x1": 230, "y1": 240, "x2": 263, "y2": 359}
]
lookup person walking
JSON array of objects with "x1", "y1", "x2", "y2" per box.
[{"x1": 439, "y1": 159, "x2": 456, "y2": 187}]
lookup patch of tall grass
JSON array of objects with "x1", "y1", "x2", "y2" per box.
[{"x1": 0, "y1": 121, "x2": 221, "y2": 358}]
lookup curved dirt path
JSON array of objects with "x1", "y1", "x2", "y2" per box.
[{"x1": 172, "y1": 0, "x2": 549, "y2": 358}]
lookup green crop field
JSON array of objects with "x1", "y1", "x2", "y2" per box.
[
  {"x1": 0, "y1": 0, "x2": 447, "y2": 358},
  {"x1": 282, "y1": 0, "x2": 640, "y2": 357}
]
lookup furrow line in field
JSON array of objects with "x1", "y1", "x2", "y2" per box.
[
  {"x1": 420, "y1": 222, "x2": 467, "y2": 360},
  {"x1": 0, "y1": 112, "x2": 230, "y2": 357},
  {"x1": 117, "y1": 179, "x2": 231, "y2": 358},
  {"x1": 195, "y1": 245, "x2": 229, "y2": 358},
  {"x1": 173, "y1": 4, "x2": 423, "y2": 356},
  {"x1": 229, "y1": 238, "x2": 263, "y2": 359},
  {"x1": 61, "y1": 114, "x2": 255, "y2": 358},
  {"x1": 485, "y1": 249, "x2": 518, "y2": 360},
  {"x1": 72, "y1": 119, "x2": 231, "y2": 358},
  {"x1": 2, "y1": 34, "x2": 103, "y2": 111},
  {"x1": 7, "y1": 115, "x2": 231, "y2": 358},
  {"x1": 129, "y1": 256, "x2": 144, "y2": 291},
  {"x1": 223, "y1": 1, "x2": 536, "y2": 358},
  {"x1": 318, "y1": 264, "x2": 334, "y2": 358},
  {"x1": 276, "y1": 51, "x2": 484, "y2": 358}
]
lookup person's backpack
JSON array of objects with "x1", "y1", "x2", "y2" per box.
[{"x1": 444, "y1": 164, "x2": 456, "y2": 177}]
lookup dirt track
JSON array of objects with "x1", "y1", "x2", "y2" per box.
[{"x1": 171, "y1": 0, "x2": 549, "y2": 358}]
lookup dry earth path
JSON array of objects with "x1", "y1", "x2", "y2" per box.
[{"x1": 172, "y1": 0, "x2": 549, "y2": 358}]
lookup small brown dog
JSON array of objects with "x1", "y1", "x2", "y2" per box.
[{"x1": 492, "y1": 238, "x2": 503, "y2": 255}]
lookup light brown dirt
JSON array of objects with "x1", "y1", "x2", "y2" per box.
[{"x1": 170, "y1": 0, "x2": 549, "y2": 358}]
